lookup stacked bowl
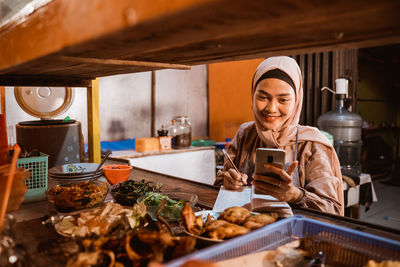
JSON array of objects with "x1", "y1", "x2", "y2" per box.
[{"x1": 48, "y1": 162, "x2": 103, "y2": 188}]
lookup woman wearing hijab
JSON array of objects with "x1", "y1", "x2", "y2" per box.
[{"x1": 215, "y1": 56, "x2": 344, "y2": 216}]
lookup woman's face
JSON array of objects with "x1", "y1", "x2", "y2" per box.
[{"x1": 253, "y1": 78, "x2": 296, "y2": 131}]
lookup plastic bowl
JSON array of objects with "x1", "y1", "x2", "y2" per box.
[
  {"x1": 103, "y1": 164, "x2": 132, "y2": 185},
  {"x1": 46, "y1": 180, "x2": 109, "y2": 213},
  {"x1": 137, "y1": 192, "x2": 198, "y2": 221},
  {"x1": 110, "y1": 179, "x2": 161, "y2": 206}
]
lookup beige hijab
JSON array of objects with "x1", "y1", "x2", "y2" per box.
[{"x1": 251, "y1": 56, "x2": 344, "y2": 214}]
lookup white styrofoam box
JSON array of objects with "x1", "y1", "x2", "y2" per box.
[{"x1": 128, "y1": 149, "x2": 216, "y2": 185}]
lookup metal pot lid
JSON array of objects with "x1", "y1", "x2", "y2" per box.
[
  {"x1": 18, "y1": 119, "x2": 76, "y2": 126},
  {"x1": 14, "y1": 86, "x2": 74, "y2": 119}
]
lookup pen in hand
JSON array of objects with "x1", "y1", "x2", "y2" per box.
[{"x1": 222, "y1": 149, "x2": 246, "y2": 184}]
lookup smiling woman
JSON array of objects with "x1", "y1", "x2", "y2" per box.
[{"x1": 214, "y1": 56, "x2": 344, "y2": 216}]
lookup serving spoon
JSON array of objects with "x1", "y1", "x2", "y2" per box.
[{"x1": 88, "y1": 150, "x2": 112, "y2": 183}]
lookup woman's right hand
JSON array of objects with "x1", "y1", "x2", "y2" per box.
[{"x1": 221, "y1": 168, "x2": 248, "y2": 190}]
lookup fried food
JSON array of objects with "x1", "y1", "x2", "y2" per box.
[
  {"x1": 66, "y1": 250, "x2": 115, "y2": 267},
  {"x1": 205, "y1": 214, "x2": 215, "y2": 228},
  {"x1": 205, "y1": 219, "x2": 229, "y2": 232},
  {"x1": 365, "y1": 260, "x2": 400, "y2": 267},
  {"x1": 182, "y1": 205, "x2": 279, "y2": 241},
  {"x1": 56, "y1": 202, "x2": 146, "y2": 237},
  {"x1": 182, "y1": 202, "x2": 204, "y2": 235},
  {"x1": 208, "y1": 222, "x2": 249, "y2": 240},
  {"x1": 125, "y1": 230, "x2": 196, "y2": 264},
  {"x1": 218, "y1": 206, "x2": 250, "y2": 224},
  {"x1": 243, "y1": 213, "x2": 278, "y2": 230}
]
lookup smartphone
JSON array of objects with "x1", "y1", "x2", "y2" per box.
[{"x1": 255, "y1": 148, "x2": 285, "y2": 179}]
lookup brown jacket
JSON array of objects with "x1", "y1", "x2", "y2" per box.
[{"x1": 215, "y1": 122, "x2": 343, "y2": 215}]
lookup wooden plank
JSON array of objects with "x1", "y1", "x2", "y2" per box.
[
  {"x1": 58, "y1": 56, "x2": 191, "y2": 70},
  {"x1": 0, "y1": 86, "x2": 5, "y2": 114},
  {"x1": 0, "y1": 75, "x2": 92, "y2": 87},
  {"x1": 313, "y1": 53, "x2": 321, "y2": 125},
  {"x1": 0, "y1": 0, "x2": 399, "y2": 82},
  {"x1": 87, "y1": 78, "x2": 101, "y2": 163},
  {"x1": 131, "y1": 167, "x2": 219, "y2": 208},
  {"x1": 321, "y1": 52, "x2": 331, "y2": 114},
  {"x1": 307, "y1": 54, "x2": 313, "y2": 125},
  {"x1": 0, "y1": 0, "x2": 210, "y2": 72}
]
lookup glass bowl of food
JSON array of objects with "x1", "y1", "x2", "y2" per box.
[
  {"x1": 137, "y1": 192, "x2": 198, "y2": 221},
  {"x1": 46, "y1": 180, "x2": 109, "y2": 213},
  {"x1": 110, "y1": 179, "x2": 161, "y2": 206}
]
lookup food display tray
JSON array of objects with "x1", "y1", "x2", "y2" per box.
[{"x1": 166, "y1": 215, "x2": 400, "y2": 267}]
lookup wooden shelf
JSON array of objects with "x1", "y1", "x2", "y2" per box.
[{"x1": 1, "y1": 0, "x2": 399, "y2": 86}]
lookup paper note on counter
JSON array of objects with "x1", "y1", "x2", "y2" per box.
[{"x1": 213, "y1": 186, "x2": 288, "y2": 211}]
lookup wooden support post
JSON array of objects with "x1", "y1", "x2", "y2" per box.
[
  {"x1": 87, "y1": 78, "x2": 101, "y2": 163},
  {"x1": 151, "y1": 71, "x2": 156, "y2": 137},
  {"x1": 0, "y1": 86, "x2": 5, "y2": 114}
]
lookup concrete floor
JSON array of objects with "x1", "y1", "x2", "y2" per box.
[{"x1": 360, "y1": 177, "x2": 400, "y2": 230}]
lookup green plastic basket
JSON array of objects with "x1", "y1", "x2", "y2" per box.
[{"x1": 17, "y1": 153, "x2": 49, "y2": 202}]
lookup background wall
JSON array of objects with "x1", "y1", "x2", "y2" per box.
[
  {"x1": 208, "y1": 58, "x2": 263, "y2": 142},
  {"x1": 5, "y1": 65, "x2": 208, "y2": 144},
  {"x1": 155, "y1": 65, "x2": 208, "y2": 138}
]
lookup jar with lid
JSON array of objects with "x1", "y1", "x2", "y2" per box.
[{"x1": 172, "y1": 116, "x2": 192, "y2": 148}]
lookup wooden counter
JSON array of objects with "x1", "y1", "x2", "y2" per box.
[{"x1": 9, "y1": 167, "x2": 400, "y2": 266}]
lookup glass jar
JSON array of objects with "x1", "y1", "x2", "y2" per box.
[
  {"x1": 157, "y1": 125, "x2": 169, "y2": 137},
  {"x1": 172, "y1": 116, "x2": 192, "y2": 148}
]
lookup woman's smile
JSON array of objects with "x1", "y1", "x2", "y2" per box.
[{"x1": 264, "y1": 114, "x2": 280, "y2": 122}]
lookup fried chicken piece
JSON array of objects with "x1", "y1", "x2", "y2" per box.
[
  {"x1": 205, "y1": 219, "x2": 229, "y2": 232},
  {"x1": 218, "y1": 206, "x2": 250, "y2": 224},
  {"x1": 181, "y1": 202, "x2": 204, "y2": 235},
  {"x1": 195, "y1": 215, "x2": 204, "y2": 228},
  {"x1": 205, "y1": 214, "x2": 215, "y2": 228},
  {"x1": 243, "y1": 213, "x2": 278, "y2": 230},
  {"x1": 208, "y1": 222, "x2": 249, "y2": 240}
]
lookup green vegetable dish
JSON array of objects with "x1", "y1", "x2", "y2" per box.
[
  {"x1": 141, "y1": 192, "x2": 185, "y2": 208},
  {"x1": 110, "y1": 179, "x2": 161, "y2": 206},
  {"x1": 138, "y1": 192, "x2": 198, "y2": 221}
]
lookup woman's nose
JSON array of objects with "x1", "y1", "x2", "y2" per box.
[{"x1": 266, "y1": 100, "x2": 277, "y2": 112}]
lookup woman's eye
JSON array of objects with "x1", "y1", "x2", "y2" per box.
[
  {"x1": 257, "y1": 94, "x2": 267, "y2": 100},
  {"x1": 279, "y1": 98, "x2": 289, "y2": 103}
]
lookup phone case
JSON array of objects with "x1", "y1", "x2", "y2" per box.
[{"x1": 255, "y1": 148, "x2": 285, "y2": 178}]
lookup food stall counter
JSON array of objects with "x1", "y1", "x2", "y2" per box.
[{"x1": 7, "y1": 166, "x2": 400, "y2": 266}]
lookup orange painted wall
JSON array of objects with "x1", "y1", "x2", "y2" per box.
[{"x1": 208, "y1": 58, "x2": 263, "y2": 141}]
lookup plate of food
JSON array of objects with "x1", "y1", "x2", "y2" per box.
[
  {"x1": 110, "y1": 179, "x2": 161, "y2": 206},
  {"x1": 46, "y1": 180, "x2": 109, "y2": 213},
  {"x1": 181, "y1": 204, "x2": 278, "y2": 245},
  {"x1": 53, "y1": 202, "x2": 147, "y2": 238},
  {"x1": 137, "y1": 191, "x2": 198, "y2": 222}
]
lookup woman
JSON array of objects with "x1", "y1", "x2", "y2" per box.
[{"x1": 215, "y1": 56, "x2": 344, "y2": 216}]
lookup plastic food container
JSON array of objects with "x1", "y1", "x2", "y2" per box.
[
  {"x1": 46, "y1": 180, "x2": 109, "y2": 213},
  {"x1": 137, "y1": 192, "x2": 198, "y2": 221},
  {"x1": 103, "y1": 164, "x2": 132, "y2": 184},
  {"x1": 166, "y1": 215, "x2": 400, "y2": 267}
]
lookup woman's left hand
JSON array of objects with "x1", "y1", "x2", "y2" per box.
[{"x1": 252, "y1": 161, "x2": 302, "y2": 204}]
